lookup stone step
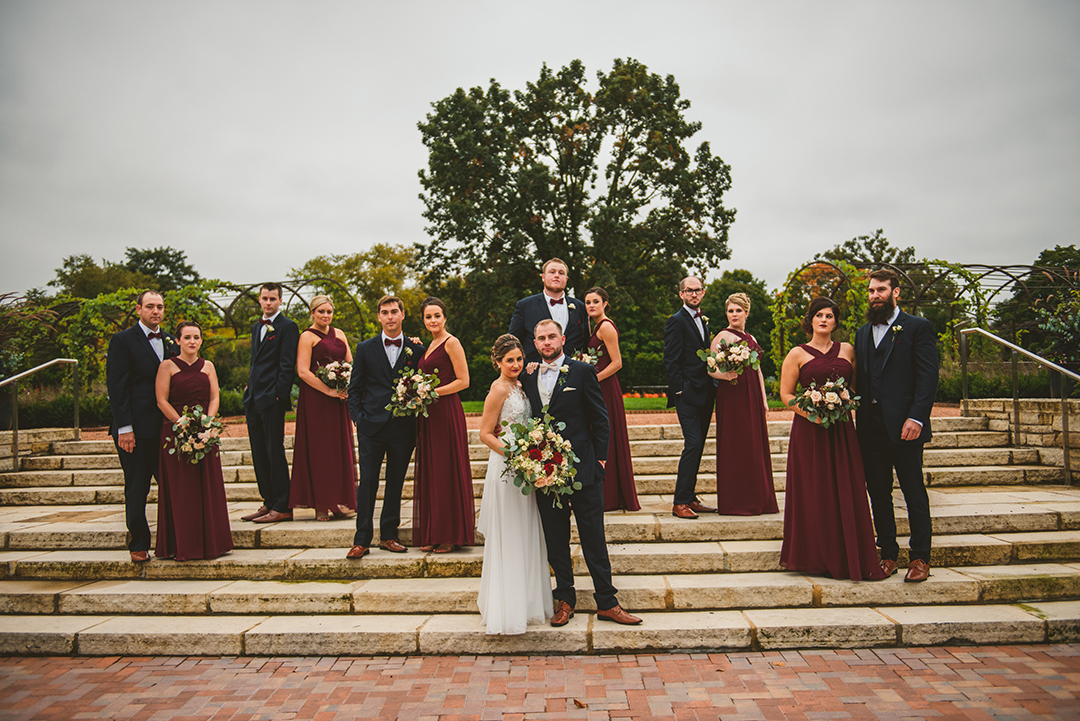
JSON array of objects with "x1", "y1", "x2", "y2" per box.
[
  {"x1": 1, "y1": 599, "x2": 1075, "y2": 655},
  {"x1": 4, "y1": 530, "x2": 1079, "y2": 582},
  {"x1": 3, "y1": 563, "x2": 1079, "y2": 617},
  {"x1": 3, "y1": 488, "x2": 1079, "y2": 550}
]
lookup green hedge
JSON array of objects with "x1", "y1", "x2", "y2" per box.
[{"x1": 5, "y1": 388, "x2": 249, "y2": 430}]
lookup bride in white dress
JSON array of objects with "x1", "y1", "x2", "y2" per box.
[{"x1": 476, "y1": 334, "x2": 553, "y2": 634}]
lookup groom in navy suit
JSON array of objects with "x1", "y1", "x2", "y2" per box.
[
  {"x1": 241, "y1": 283, "x2": 300, "y2": 524},
  {"x1": 346, "y1": 295, "x2": 425, "y2": 559},
  {"x1": 855, "y1": 268, "x2": 939, "y2": 583},
  {"x1": 509, "y1": 258, "x2": 589, "y2": 364},
  {"x1": 106, "y1": 290, "x2": 178, "y2": 562},
  {"x1": 521, "y1": 319, "x2": 642, "y2": 627},
  {"x1": 663, "y1": 277, "x2": 718, "y2": 519}
]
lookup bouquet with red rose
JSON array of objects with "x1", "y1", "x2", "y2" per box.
[{"x1": 500, "y1": 409, "x2": 581, "y2": 508}]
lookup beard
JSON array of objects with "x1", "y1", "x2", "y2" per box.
[
  {"x1": 538, "y1": 345, "x2": 564, "y2": 362},
  {"x1": 866, "y1": 296, "x2": 897, "y2": 325}
]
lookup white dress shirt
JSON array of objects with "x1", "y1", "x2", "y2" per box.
[
  {"x1": 683, "y1": 304, "x2": 705, "y2": 341},
  {"x1": 545, "y1": 291, "x2": 569, "y2": 332},
  {"x1": 382, "y1": 331, "x2": 404, "y2": 366},
  {"x1": 872, "y1": 306, "x2": 901, "y2": 347},
  {"x1": 539, "y1": 354, "x2": 565, "y2": 406},
  {"x1": 260, "y1": 311, "x2": 281, "y2": 342}
]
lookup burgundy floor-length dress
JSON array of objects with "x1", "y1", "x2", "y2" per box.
[
  {"x1": 289, "y1": 327, "x2": 357, "y2": 514},
  {"x1": 155, "y1": 357, "x2": 233, "y2": 561},
  {"x1": 589, "y1": 319, "x2": 640, "y2": 512},
  {"x1": 779, "y1": 343, "x2": 886, "y2": 581},
  {"x1": 412, "y1": 340, "x2": 475, "y2": 547},
  {"x1": 714, "y1": 329, "x2": 778, "y2": 516}
]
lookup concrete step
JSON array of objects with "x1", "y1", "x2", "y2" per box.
[
  {"x1": 1, "y1": 599, "x2": 1075, "y2": 655},
  {"x1": 4, "y1": 530, "x2": 1079, "y2": 582},
  {"x1": 3, "y1": 563, "x2": 1079, "y2": 617}
]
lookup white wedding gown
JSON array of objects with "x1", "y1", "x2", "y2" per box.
[{"x1": 477, "y1": 386, "x2": 553, "y2": 634}]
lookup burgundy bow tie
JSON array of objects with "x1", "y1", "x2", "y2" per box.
[
  {"x1": 147, "y1": 332, "x2": 163, "y2": 340},
  {"x1": 693, "y1": 310, "x2": 702, "y2": 319},
  {"x1": 549, "y1": 297, "x2": 564, "y2": 306},
  {"x1": 260, "y1": 318, "x2": 273, "y2": 326},
  {"x1": 384, "y1": 337, "x2": 402, "y2": 348}
]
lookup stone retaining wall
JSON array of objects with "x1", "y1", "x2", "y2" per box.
[{"x1": 965, "y1": 398, "x2": 1080, "y2": 481}]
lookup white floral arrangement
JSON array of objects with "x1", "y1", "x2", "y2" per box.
[
  {"x1": 386, "y1": 367, "x2": 440, "y2": 418},
  {"x1": 164, "y1": 405, "x2": 223, "y2": 464},
  {"x1": 316, "y1": 360, "x2": 352, "y2": 393},
  {"x1": 697, "y1": 338, "x2": 760, "y2": 385},
  {"x1": 788, "y1": 377, "x2": 860, "y2": 429}
]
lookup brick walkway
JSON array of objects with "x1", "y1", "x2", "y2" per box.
[{"x1": 2, "y1": 645, "x2": 1078, "y2": 720}]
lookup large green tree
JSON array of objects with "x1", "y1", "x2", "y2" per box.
[
  {"x1": 123, "y1": 246, "x2": 201, "y2": 292},
  {"x1": 815, "y1": 229, "x2": 915, "y2": 266},
  {"x1": 416, "y1": 58, "x2": 736, "y2": 387},
  {"x1": 46, "y1": 255, "x2": 153, "y2": 299},
  {"x1": 699, "y1": 269, "x2": 776, "y2": 379}
]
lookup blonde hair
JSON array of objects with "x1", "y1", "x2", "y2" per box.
[
  {"x1": 726, "y1": 292, "x2": 751, "y2": 313},
  {"x1": 309, "y1": 295, "x2": 334, "y2": 313}
]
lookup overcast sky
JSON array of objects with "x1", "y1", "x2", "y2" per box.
[{"x1": 1, "y1": 1, "x2": 1077, "y2": 297}]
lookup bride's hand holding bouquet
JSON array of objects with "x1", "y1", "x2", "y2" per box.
[{"x1": 500, "y1": 409, "x2": 581, "y2": 508}]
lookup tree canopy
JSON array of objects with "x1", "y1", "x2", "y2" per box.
[
  {"x1": 815, "y1": 229, "x2": 915, "y2": 266},
  {"x1": 123, "y1": 246, "x2": 201, "y2": 292}
]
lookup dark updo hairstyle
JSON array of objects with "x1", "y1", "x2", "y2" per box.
[
  {"x1": 802, "y1": 297, "x2": 840, "y2": 335},
  {"x1": 174, "y1": 320, "x2": 202, "y2": 337},
  {"x1": 490, "y1": 333, "x2": 523, "y2": 369},
  {"x1": 420, "y1": 296, "x2": 448, "y2": 317},
  {"x1": 583, "y1": 286, "x2": 609, "y2": 309}
]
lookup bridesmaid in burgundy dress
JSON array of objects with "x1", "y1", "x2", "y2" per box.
[
  {"x1": 583, "y1": 287, "x2": 639, "y2": 512},
  {"x1": 412, "y1": 297, "x2": 475, "y2": 553},
  {"x1": 289, "y1": 295, "x2": 357, "y2": 521},
  {"x1": 154, "y1": 321, "x2": 233, "y2": 561},
  {"x1": 779, "y1": 297, "x2": 886, "y2": 581},
  {"x1": 708, "y1": 292, "x2": 778, "y2": 516}
]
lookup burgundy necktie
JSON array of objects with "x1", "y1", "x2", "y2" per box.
[
  {"x1": 384, "y1": 338, "x2": 402, "y2": 348},
  {"x1": 549, "y1": 297, "x2": 564, "y2": 306}
]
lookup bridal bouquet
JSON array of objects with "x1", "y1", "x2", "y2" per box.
[
  {"x1": 698, "y1": 338, "x2": 760, "y2": 384},
  {"x1": 164, "y1": 405, "x2": 224, "y2": 464},
  {"x1": 500, "y1": 411, "x2": 581, "y2": 508},
  {"x1": 573, "y1": 347, "x2": 603, "y2": 366},
  {"x1": 386, "y1": 367, "x2": 440, "y2": 418},
  {"x1": 316, "y1": 360, "x2": 351, "y2": 393},
  {"x1": 788, "y1": 377, "x2": 860, "y2": 428}
]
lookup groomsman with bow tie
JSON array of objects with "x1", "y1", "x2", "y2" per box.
[
  {"x1": 664, "y1": 277, "x2": 719, "y2": 519},
  {"x1": 509, "y1": 258, "x2": 589, "y2": 364},
  {"x1": 106, "y1": 290, "x2": 178, "y2": 562},
  {"x1": 241, "y1": 283, "x2": 300, "y2": 524},
  {"x1": 345, "y1": 295, "x2": 425, "y2": 559}
]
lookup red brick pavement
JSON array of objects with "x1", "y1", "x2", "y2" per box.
[{"x1": 2, "y1": 645, "x2": 1079, "y2": 720}]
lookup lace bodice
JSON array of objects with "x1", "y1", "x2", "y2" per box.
[{"x1": 500, "y1": 386, "x2": 530, "y2": 426}]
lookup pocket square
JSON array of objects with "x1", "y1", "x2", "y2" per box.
[{"x1": 563, "y1": 387, "x2": 577, "y2": 392}]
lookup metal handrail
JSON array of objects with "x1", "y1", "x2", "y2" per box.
[
  {"x1": 960, "y1": 328, "x2": 1076, "y2": 483},
  {"x1": 0, "y1": 359, "x2": 79, "y2": 472}
]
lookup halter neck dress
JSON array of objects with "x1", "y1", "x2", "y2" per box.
[{"x1": 587, "y1": 318, "x2": 639, "y2": 512}]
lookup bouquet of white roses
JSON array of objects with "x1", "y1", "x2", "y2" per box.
[
  {"x1": 697, "y1": 338, "x2": 760, "y2": 384},
  {"x1": 164, "y1": 405, "x2": 224, "y2": 464},
  {"x1": 788, "y1": 377, "x2": 860, "y2": 428},
  {"x1": 500, "y1": 410, "x2": 581, "y2": 508},
  {"x1": 316, "y1": 360, "x2": 351, "y2": 393},
  {"x1": 386, "y1": 367, "x2": 440, "y2": 418},
  {"x1": 572, "y1": 347, "x2": 603, "y2": 366}
]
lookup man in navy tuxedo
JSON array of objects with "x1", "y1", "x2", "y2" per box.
[
  {"x1": 855, "y1": 268, "x2": 939, "y2": 582},
  {"x1": 663, "y1": 277, "x2": 718, "y2": 519},
  {"x1": 509, "y1": 258, "x2": 589, "y2": 364},
  {"x1": 241, "y1": 283, "x2": 300, "y2": 524},
  {"x1": 521, "y1": 319, "x2": 642, "y2": 626},
  {"x1": 106, "y1": 290, "x2": 178, "y2": 562},
  {"x1": 345, "y1": 295, "x2": 425, "y2": 559}
]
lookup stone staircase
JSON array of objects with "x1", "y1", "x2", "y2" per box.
[{"x1": 2, "y1": 415, "x2": 1079, "y2": 656}]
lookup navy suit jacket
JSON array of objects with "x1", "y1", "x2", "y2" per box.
[
  {"x1": 347, "y1": 335, "x2": 425, "y2": 438},
  {"x1": 854, "y1": 310, "x2": 939, "y2": 445},
  {"x1": 243, "y1": 314, "x2": 300, "y2": 413},
  {"x1": 106, "y1": 324, "x2": 178, "y2": 439},
  {"x1": 663, "y1": 307, "x2": 716, "y2": 408},
  {"x1": 509, "y1": 293, "x2": 589, "y2": 364},
  {"x1": 521, "y1": 358, "x2": 609, "y2": 487}
]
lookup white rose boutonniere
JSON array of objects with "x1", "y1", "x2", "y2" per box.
[
  {"x1": 265, "y1": 324, "x2": 275, "y2": 334},
  {"x1": 405, "y1": 347, "x2": 413, "y2": 357},
  {"x1": 701, "y1": 314, "x2": 710, "y2": 325},
  {"x1": 557, "y1": 364, "x2": 570, "y2": 388},
  {"x1": 892, "y1": 325, "x2": 903, "y2": 334}
]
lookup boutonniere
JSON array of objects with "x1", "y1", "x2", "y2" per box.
[
  {"x1": 265, "y1": 324, "x2": 275, "y2": 334},
  {"x1": 556, "y1": 364, "x2": 570, "y2": 388},
  {"x1": 701, "y1": 315, "x2": 710, "y2": 325},
  {"x1": 526, "y1": 362, "x2": 539, "y2": 375},
  {"x1": 167, "y1": 337, "x2": 178, "y2": 348},
  {"x1": 892, "y1": 325, "x2": 903, "y2": 334},
  {"x1": 405, "y1": 347, "x2": 413, "y2": 357}
]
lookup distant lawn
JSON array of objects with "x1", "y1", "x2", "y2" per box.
[{"x1": 463, "y1": 397, "x2": 786, "y2": 413}]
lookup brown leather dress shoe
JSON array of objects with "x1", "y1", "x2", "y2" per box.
[
  {"x1": 551, "y1": 600, "x2": 574, "y2": 627},
  {"x1": 241, "y1": 505, "x2": 269, "y2": 521},
  {"x1": 130, "y1": 550, "x2": 150, "y2": 563},
  {"x1": 379, "y1": 539, "x2": 407, "y2": 553},
  {"x1": 905, "y1": 559, "x2": 930, "y2": 582},
  {"x1": 346, "y1": 545, "x2": 370, "y2": 559},
  {"x1": 880, "y1": 559, "x2": 898, "y2": 577},
  {"x1": 252, "y1": 510, "x2": 293, "y2": 523},
  {"x1": 596, "y1": 605, "x2": 643, "y2": 625},
  {"x1": 688, "y1": 501, "x2": 717, "y2": 514},
  {"x1": 672, "y1": 504, "x2": 698, "y2": 519}
]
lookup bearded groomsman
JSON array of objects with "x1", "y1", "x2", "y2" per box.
[
  {"x1": 241, "y1": 283, "x2": 300, "y2": 524},
  {"x1": 106, "y1": 290, "x2": 178, "y2": 562},
  {"x1": 854, "y1": 268, "x2": 939, "y2": 582},
  {"x1": 509, "y1": 258, "x2": 588, "y2": 364},
  {"x1": 663, "y1": 277, "x2": 718, "y2": 519}
]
